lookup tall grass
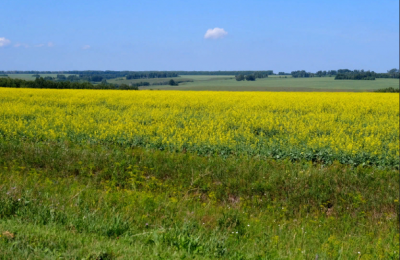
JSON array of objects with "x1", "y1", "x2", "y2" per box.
[{"x1": 0, "y1": 140, "x2": 398, "y2": 259}]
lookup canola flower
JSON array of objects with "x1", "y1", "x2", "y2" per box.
[{"x1": 0, "y1": 88, "x2": 398, "y2": 167}]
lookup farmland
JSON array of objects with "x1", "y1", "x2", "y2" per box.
[
  {"x1": 0, "y1": 88, "x2": 399, "y2": 258},
  {"x1": 4, "y1": 73, "x2": 399, "y2": 92},
  {"x1": 150, "y1": 76, "x2": 399, "y2": 92},
  {"x1": 0, "y1": 89, "x2": 399, "y2": 167}
]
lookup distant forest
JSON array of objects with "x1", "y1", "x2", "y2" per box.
[
  {"x1": 291, "y1": 69, "x2": 399, "y2": 80},
  {"x1": 0, "y1": 77, "x2": 141, "y2": 90},
  {"x1": 1, "y1": 69, "x2": 398, "y2": 83},
  {"x1": 0, "y1": 70, "x2": 274, "y2": 77},
  {"x1": 234, "y1": 69, "x2": 399, "y2": 81},
  {"x1": 175, "y1": 71, "x2": 274, "y2": 76}
]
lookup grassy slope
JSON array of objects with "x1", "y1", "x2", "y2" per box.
[{"x1": 0, "y1": 140, "x2": 398, "y2": 259}]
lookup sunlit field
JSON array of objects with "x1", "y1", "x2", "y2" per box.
[
  {"x1": 1, "y1": 89, "x2": 398, "y2": 167},
  {"x1": 0, "y1": 88, "x2": 398, "y2": 259}
]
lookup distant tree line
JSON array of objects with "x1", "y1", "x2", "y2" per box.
[
  {"x1": 235, "y1": 74, "x2": 257, "y2": 81},
  {"x1": 334, "y1": 69, "x2": 399, "y2": 80},
  {"x1": 0, "y1": 71, "x2": 179, "y2": 81},
  {"x1": 1, "y1": 69, "x2": 398, "y2": 80},
  {"x1": 55, "y1": 74, "x2": 106, "y2": 82},
  {"x1": 335, "y1": 72, "x2": 375, "y2": 80},
  {"x1": 175, "y1": 71, "x2": 274, "y2": 76},
  {"x1": 126, "y1": 72, "x2": 178, "y2": 79},
  {"x1": 1, "y1": 71, "x2": 129, "y2": 79},
  {"x1": 1, "y1": 70, "x2": 274, "y2": 76},
  {"x1": 2, "y1": 70, "x2": 130, "y2": 76},
  {"x1": 291, "y1": 70, "x2": 313, "y2": 78},
  {"x1": 23, "y1": 73, "x2": 179, "y2": 84},
  {"x1": 235, "y1": 71, "x2": 270, "y2": 81},
  {"x1": 380, "y1": 68, "x2": 400, "y2": 78},
  {"x1": 32, "y1": 74, "x2": 107, "y2": 83},
  {"x1": 315, "y1": 70, "x2": 337, "y2": 77},
  {"x1": 0, "y1": 77, "x2": 142, "y2": 90},
  {"x1": 290, "y1": 69, "x2": 399, "y2": 80}
]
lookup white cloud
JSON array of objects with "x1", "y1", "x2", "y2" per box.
[
  {"x1": 204, "y1": 28, "x2": 228, "y2": 39},
  {"x1": 14, "y1": 43, "x2": 30, "y2": 48},
  {"x1": 82, "y1": 45, "x2": 91, "y2": 50},
  {"x1": 12, "y1": 41, "x2": 52, "y2": 48},
  {"x1": 0, "y1": 37, "x2": 11, "y2": 47}
]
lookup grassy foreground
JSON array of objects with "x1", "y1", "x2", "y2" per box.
[{"x1": 0, "y1": 140, "x2": 398, "y2": 259}]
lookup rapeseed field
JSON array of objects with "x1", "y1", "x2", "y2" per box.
[
  {"x1": 0, "y1": 88, "x2": 398, "y2": 167},
  {"x1": 0, "y1": 88, "x2": 399, "y2": 258}
]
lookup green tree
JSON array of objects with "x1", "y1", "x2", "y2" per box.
[
  {"x1": 169, "y1": 79, "x2": 177, "y2": 86},
  {"x1": 235, "y1": 74, "x2": 245, "y2": 81},
  {"x1": 245, "y1": 75, "x2": 255, "y2": 81}
]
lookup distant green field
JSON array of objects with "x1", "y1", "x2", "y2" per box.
[
  {"x1": 108, "y1": 75, "x2": 234, "y2": 85},
  {"x1": 107, "y1": 77, "x2": 194, "y2": 85},
  {"x1": 3, "y1": 74, "x2": 398, "y2": 92},
  {"x1": 147, "y1": 75, "x2": 399, "y2": 92}
]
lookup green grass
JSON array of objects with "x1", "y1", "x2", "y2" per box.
[{"x1": 0, "y1": 140, "x2": 398, "y2": 259}]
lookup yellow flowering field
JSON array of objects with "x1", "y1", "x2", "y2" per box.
[{"x1": 0, "y1": 88, "x2": 398, "y2": 167}]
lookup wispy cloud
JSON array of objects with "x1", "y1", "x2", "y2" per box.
[
  {"x1": 12, "y1": 41, "x2": 53, "y2": 49},
  {"x1": 204, "y1": 28, "x2": 228, "y2": 39},
  {"x1": 0, "y1": 37, "x2": 11, "y2": 47},
  {"x1": 14, "y1": 43, "x2": 30, "y2": 48},
  {"x1": 82, "y1": 45, "x2": 91, "y2": 50}
]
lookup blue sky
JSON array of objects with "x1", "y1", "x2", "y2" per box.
[{"x1": 1, "y1": 0, "x2": 398, "y2": 72}]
